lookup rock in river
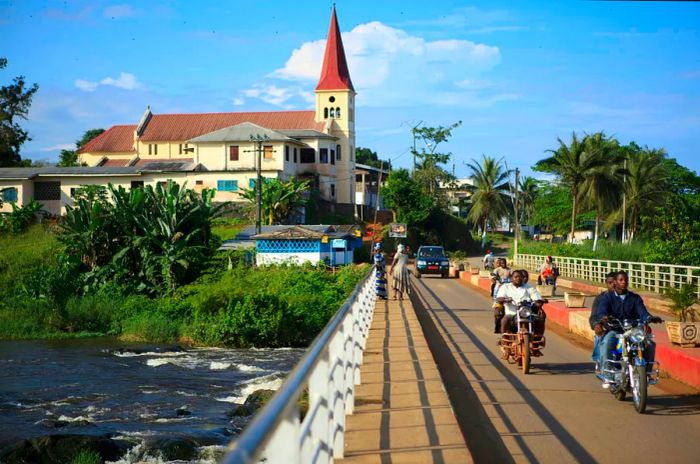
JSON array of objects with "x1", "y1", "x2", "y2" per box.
[{"x1": 228, "y1": 389, "x2": 276, "y2": 417}]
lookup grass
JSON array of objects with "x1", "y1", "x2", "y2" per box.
[
  {"x1": 71, "y1": 450, "x2": 101, "y2": 464},
  {"x1": 212, "y1": 217, "x2": 248, "y2": 240},
  {"x1": 0, "y1": 223, "x2": 60, "y2": 293},
  {"x1": 513, "y1": 238, "x2": 649, "y2": 262}
]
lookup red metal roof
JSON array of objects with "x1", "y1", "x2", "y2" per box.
[
  {"x1": 316, "y1": 6, "x2": 354, "y2": 92},
  {"x1": 100, "y1": 158, "x2": 131, "y2": 167},
  {"x1": 139, "y1": 111, "x2": 323, "y2": 142},
  {"x1": 78, "y1": 125, "x2": 136, "y2": 154}
]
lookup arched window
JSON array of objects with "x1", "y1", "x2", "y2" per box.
[
  {"x1": 336, "y1": 107, "x2": 341, "y2": 118},
  {"x1": 336, "y1": 144, "x2": 342, "y2": 161},
  {"x1": 329, "y1": 108, "x2": 335, "y2": 118},
  {"x1": 323, "y1": 108, "x2": 328, "y2": 119}
]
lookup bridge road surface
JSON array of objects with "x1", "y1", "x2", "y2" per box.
[{"x1": 411, "y1": 276, "x2": 700, "y2": 464}]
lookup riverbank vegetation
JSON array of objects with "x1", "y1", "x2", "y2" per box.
[{"x1": 0, "y1": 183, "x2": 368, "y2": 345}]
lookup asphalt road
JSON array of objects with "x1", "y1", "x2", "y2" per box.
[{"x1": 411, "y1": 275, "x2": 700, "y2": 464}]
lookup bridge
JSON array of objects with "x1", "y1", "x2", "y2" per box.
[{"x1": 222, "y1": 259, "x2": 700, "y2": 463}]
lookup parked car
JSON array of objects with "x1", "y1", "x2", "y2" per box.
[{"x1": 415, "y1": 246, "x2": 449, "y2": 279}]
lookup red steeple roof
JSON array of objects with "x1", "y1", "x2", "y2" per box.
[{"x1": 316, "y1": 5, "x2": 354, "y2": 92}]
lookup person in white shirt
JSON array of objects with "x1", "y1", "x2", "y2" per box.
[
  {"x1": 496, "y1": 270, "x2": 546, "y2": 335},
  {"x1": 483, "y1": 249, "x2": 495, "y2": 270}
]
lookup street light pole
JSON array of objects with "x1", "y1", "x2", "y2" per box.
[{"x1": 249, "y1": 134, "x2": 269, "y2": 235}]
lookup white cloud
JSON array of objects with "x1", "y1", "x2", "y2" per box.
[
  {"x1": 232, "y1": 97, "x2": 245, "y2": 106},
  {"x1": 40, "y1": 143, "x2": 74, "y2": 152},
  {"x1": 241, "y1": 84, "x2": 314, "y2": 109},
  {"x1": 245, "y1": 21, "x2": 507, "y2": 108},
  {"x1": 75, "y1": 79, "x2": 99, "y2": 92},
  {"x1": 103, "y1": 4, "x2": 136, "y2": 19},
  {"x1": 75, "y1": 72, "x2": 142, "y2": 92}
]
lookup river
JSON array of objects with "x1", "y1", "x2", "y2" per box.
[{"x1": 0, "y1": 338, "x2": 303, "y2": 463}]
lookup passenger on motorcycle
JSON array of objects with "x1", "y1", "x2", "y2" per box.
[
  {"x1": 483, "y1": 250, "x2": 496, "y2": 271},
  {"x1": 593, "y1": 271, "x2": 662, "y2": 380},
  {"x1": 491, "y1": 258, "x2": 512, "y2": 298},
  {"x1": 496, "y1": 270, "x2": 545, "y2": 335}
]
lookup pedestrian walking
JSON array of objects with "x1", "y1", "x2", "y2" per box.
[
  {"x1": 390, "y1": 244, "x2": 410, "y2": 300},
  {"x1": 373, "y1": 243, "x2": 387, "y2": 300}
]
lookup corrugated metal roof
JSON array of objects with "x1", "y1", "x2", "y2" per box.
[
  {"x1": 188, "y1": 123, "x2": 297, "y2": 144},
  {"x1": 0, "y1": 163, "x2": 200, "y2": 179},
  {"x1": 140, "y1": 111, "x2": 324, "y2": 142},
  {"x1": 77, "y1": 125, "x2": 136, "y2": 154}
]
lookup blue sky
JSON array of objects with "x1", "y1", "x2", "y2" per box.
[{"x1": 3, "y1": 0, "x2": 699, "y2": 178}]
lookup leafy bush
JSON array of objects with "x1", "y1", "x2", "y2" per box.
[
  {"x1": 664, "y1": 284, "x2": 698, "y2": 322},
  {"x1": 0, "y1": 200, "x2": 45, "y2": 233}
]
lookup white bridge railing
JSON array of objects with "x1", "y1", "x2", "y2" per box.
[
  {"x1": 514, "y1": 253, "x2": 700, "y2": 298},
  {"x1": 221, "y1": 269, "x2": 376, "y2": 464}
]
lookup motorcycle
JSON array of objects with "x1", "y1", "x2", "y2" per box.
[
  {"x1": 499, "y1": 299, "x2": 546, "y2": 374},
  {"x1": 597, "y1": 318, "x2": 661, "y2": 414}
]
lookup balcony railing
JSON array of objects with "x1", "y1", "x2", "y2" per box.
[
  {"x1": 514, "y1": 253, "x2": 700, "y2": 298},
  {"x1": 221, "y1": 268, "x2": 375, "y2": 464}
]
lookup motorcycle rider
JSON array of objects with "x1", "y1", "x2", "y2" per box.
[
  {"x1": 496, "y1": 270, "x2": 545, "y2": 336},
  {"x1": 483, "y1": 249, "x2": 496, "y2": 271},
  {"x1": 593, "y1": 271, "x2": 662, "y2": 381},
  {"x1": 589, "y1": 272, "x2": 617, "y2": 369}
]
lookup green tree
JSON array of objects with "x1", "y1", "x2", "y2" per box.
[
  {"x1": 622, "y1": 146, "x2": 668, "y2": 242},
  {"x1": 579, "y1": 133, "x2": 625, "y2": 250},
  {"x1": 411, "y1": 121, "x2": 461, "y2": 198},
  {"x1": 240, "y1": 178, "x2": 310, "y2": 225},
  {"x1": 535, "y1": 132, "x2": 615, "y2": 242},
  {"x1": 57, "y1": 128, "x2": 105, "y2": 167},
  {"x1": 381, "y1": 168, "x2": 433, "y2": 225},
  {"x1": 466, "y1": 155, "x2": 510, "y2": 248},
  {"x1": 0, "y1": 58, "x2": 39, "y2": 167},
  {"x1": 518, "y1": 176, "x2": 539, "y2": 225},
  {"x1": 355, "y1": 147, "x2": 391, "y2": 170}
]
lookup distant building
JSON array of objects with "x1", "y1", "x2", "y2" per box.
[
  {"x1": 227, "y1": 225, "x2": 362, "y2": 266},
  {"x1": 1, "y1": 6, "x2": 357, "y2": 216}
]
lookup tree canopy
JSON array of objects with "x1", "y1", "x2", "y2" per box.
[
  {"x1": 355, "y1": 147, "x2": 391, "y2": 170},
  {"x1": 58, "y1": 128, "x2": 106, "y2": 167},
  {"x1": 0, "y1": 58, "x2": 39, "y2": 167}
]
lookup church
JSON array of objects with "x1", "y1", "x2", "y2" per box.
[{"x1": 0, "y1": 6, "x2": 358, "y2": 216}]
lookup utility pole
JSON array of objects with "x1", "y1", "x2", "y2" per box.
[
  {"x1": 622, "y1": 158, "x2": 627, "y2": 243},
  {"x1": 410, "y1": 121, "x2": 422, "y2": 177},
  {"x1": 247, "y1": 134, "x2": 269, "y2": 235},
  {"x1": 514, "y1": 168, "x2": 520, "y2": 260}
]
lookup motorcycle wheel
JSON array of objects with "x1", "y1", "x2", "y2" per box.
[
  {"x1": 632, "y1": 364, "x2": 648, "y2": 413},
  {"x1": 521, "y1": 333, "x2": 531, "y2": 374}
]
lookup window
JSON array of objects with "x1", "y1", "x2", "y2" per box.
[
  {"x1": 300, "y1": 148, "x2": 315, "y2": 164},
  {"x1": 178, "y1": 144, "x2": 183, "y2": 155},
  {"x1": 148, "y1": 144, "x2": 152, "y2": 155},
  {"x1": 249, "y1": 178, "x2": 256, "y2": 189},
  {"x1": 329, "y1": 108, "x2": 335, "y2": 118},
  {"x1": 329, "y1": 96, "x2": 336, "y2": 103},
  {"x1": 293, "y1": 147, "x2": 298, "y2": 163},
  {"x1": 34, "y1": 182, "x2": 61, "y2": 201},
  {"x1": 1, "y1": 187, "x2": 17, "y2": 203},
  {"x1": 324, "y1": 108, "x2": 329, "y2": 119},
  {"x1": 70, "y1": 188, "x2": 76, "y2": 198},
  {"x1": 229, "y1": 145, "x2": 239, "y2": 161},
  {"x1": 320, "y1": 148, "x2": 328, "y2": 164},
  {"x1": 148, "y1": 144, "x2": 158, "y2": 155},
  {"x1": 217, "y1": 180, "x2": 238, "y2": 192},
  {"x1": 336, "y1": 107, "x2": 341, "y2": 118},
  {"x1": 195, "y1": 180, "x2": 203, "y2": 186},
  {"x1": 331, "y1": 184, "x2": 336, "y2": 197},
  {"x1": 330, "y1": 149, "x2": 335, "y2": 165},
  {"x1": 336, "y1": 144, "x2": 341, "y2": 161},
  {"x1": 285, "y1": 146, "x2": 289, "y2": 162},
  {"x1": 130, "y1": 181, "x2": 144, "y2": 189},
  {"x1": 263, "y1": 145, "x2": 273, "y2": 159}
]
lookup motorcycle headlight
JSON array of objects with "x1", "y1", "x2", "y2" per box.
[
  {"x1": 518, "y1": 308, "x2": 532, "y2": 318},
  {"x1": 629, "y1": 328, "x2": 646, "y2": 344},
  {"x1": 417, "y1": 260, "x2": 426, "y2": 266}
]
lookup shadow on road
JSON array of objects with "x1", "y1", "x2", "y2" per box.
[
  {"x1": 644, "y1": 394, "x2": 700, "y2": 417},
  {"x1": 529, "y1": 362, "x2": 594, "y2": 376},
  {"x1": 413, "y1": 278, "x2": 597, "y2": 464}
]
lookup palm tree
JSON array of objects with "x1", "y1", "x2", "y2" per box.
[
  {"x1": 241, "y1": 178, "x2": 310, "y2": 225},
  {"x1": 624, "y1": 148, "x2": 668, "y2": 242},
  {"x1": 466, "y1": 155, "x2": 510, "y2": 248},
  {"x1": 537, "y1": 132, "x2": 615, "y2": 242},
  {"x1": 579, "y1": 133, "x2": 626, "y2": 250},
  {"x1": 518, "y1": 176, "x2": 539, "y2": 225}
]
